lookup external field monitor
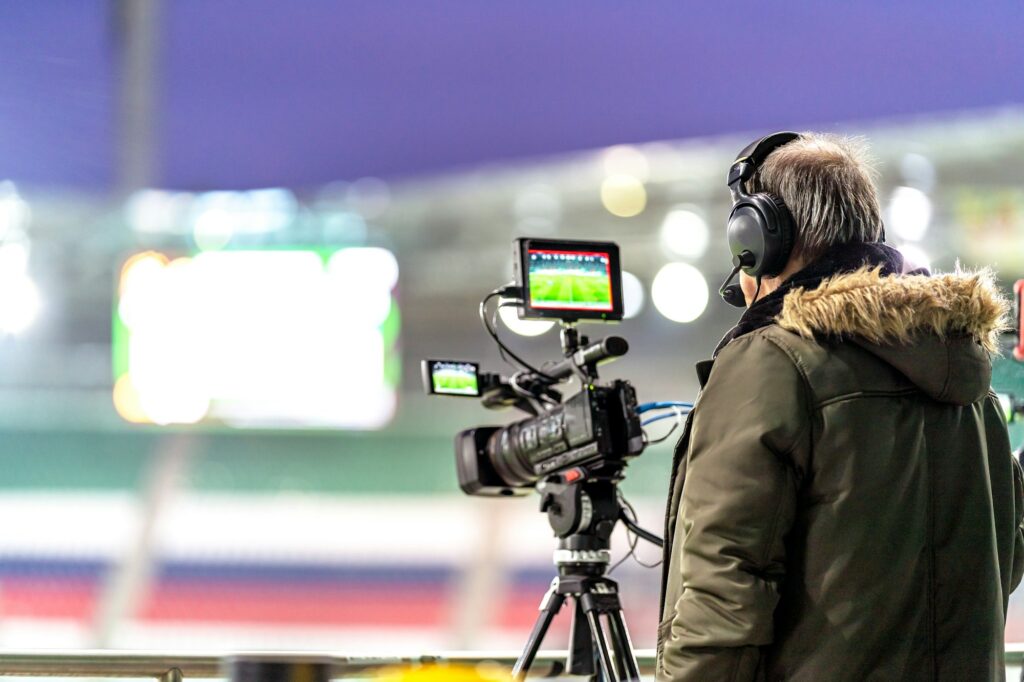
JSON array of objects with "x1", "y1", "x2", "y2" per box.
[{"x1": 514, "y1": 238, "x2": 624, "y2": 322}]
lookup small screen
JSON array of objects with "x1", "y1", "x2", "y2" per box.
[
  {"x1": 527, "y1": 249, "x2": 614, "y2": 312},
  {"x1": 428, "y1": 361, "x2": 480, "y2": 396}
]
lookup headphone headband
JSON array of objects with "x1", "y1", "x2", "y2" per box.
[{"x1": 727, "y1": 131, "x2": 801, "y2": 188}]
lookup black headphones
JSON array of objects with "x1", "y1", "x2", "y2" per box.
[{"x1": 719, "y1": 131, "x2": 801, "y2": 308}]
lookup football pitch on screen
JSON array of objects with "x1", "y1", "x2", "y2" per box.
[
  {"x1": 530, "y1": 271, "x2": 612, "y2": 309},
  {"x1": 432, "y1": 370, "x2": 478, "y2": 395}
]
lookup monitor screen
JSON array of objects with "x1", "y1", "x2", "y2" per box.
[
  {"x1": 425, "y1": 360, "x2": 481, "y2": 396},
  {"x1": 527, "y1": 248, "x2": 615, "y2": 313}
]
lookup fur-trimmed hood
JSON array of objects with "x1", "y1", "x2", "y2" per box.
[
  {"x1": 777, "y1": 266, "x2": 1009, "y2": 405},
  {"x1": 778, "y1": 266, "x2": 1008, "y2": 354}
]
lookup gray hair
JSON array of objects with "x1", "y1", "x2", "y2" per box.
[{"x1": 747, "y1": 132, "x2": 883, "y2": 261}]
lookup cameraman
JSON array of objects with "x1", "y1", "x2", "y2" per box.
[{"x1": 657, "y1": 133, "x2": 1024, "y2": 680}]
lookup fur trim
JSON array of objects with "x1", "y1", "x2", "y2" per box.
[{"x1": 777, "y1": 266, "x2": 1010, "y2": 354}]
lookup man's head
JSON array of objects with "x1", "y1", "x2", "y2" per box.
[{"x1": 739, "y1": 133, "x2": 884, "y2": 305}]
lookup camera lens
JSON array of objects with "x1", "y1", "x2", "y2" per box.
[{"x1": 487, "y1": 421, "x2": 540, "y2": 488}]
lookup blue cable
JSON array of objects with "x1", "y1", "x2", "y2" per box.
[
  {"x1": 642, "y1": 410, "x2": 690, "y2": 427},
  {"x1": 637, "y1": 401, "x2": 693, "y2": 414}
]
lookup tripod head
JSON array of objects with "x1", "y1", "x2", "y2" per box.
[
  {"x1": 535, "y1": 465, "x2": 634, "y2": 586},
  {"x1": 516, "y1": 463, "x2": 653, "y2": 681},
  {"x1": 538, "y1": 467, "x2": 621, "y2": 541}
]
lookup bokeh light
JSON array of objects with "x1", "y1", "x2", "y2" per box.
[
  {"x1": 887, "y1": 186, "x2": 932, "y2": 241},
  {"x1": 621, "y1": 270, "x2": 645, "y2": 319},
  {"x1": 600, "y1": 174, "x2": 647, "y2": 218},
  {"x1": 651, "y1": 262, "x2": 709, "y2": 323},
  {"x1": 498, "y1": 300, "x2": 556, "y2": 336},
  {"x1": 660, "y1": 206, "x2": 709, "y2": 258},
  {"x1": 0, "y1": 272, "x2": 41, "y2": 334}
]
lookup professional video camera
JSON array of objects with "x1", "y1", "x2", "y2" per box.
[
  {"x1": 422, "y1": 238, "x2": 689, "y2": 681},
  {"x1": 423, "y1": 238, "x2": 644, "y2": 496}
]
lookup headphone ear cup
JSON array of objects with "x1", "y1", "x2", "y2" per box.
[
  {"x1": 761, "y1": 193, "x2": 795, "y2": 277},
  {"x1": 727, "y1": 193, "x2": 795, "y2": 279},
  {"x1": 726, "y1": 202, "x2": 766, "y2": 276}
]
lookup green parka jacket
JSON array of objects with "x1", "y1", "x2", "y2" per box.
[{"x1": 657, "y1": 266, "x2": 1024, "y2": 681}]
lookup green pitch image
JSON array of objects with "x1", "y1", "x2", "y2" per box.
[
  {"x1": 432, "y1": 369, "x2": 479, "y2": 395},
  {"x1": 530, "y1": 271, "x2": 612, "y2": 309}
]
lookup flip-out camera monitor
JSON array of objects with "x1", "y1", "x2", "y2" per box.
[
  {"x1": 422, "y1": 360, "x2": 481, "y2": 397},
  {"x1": 514, "y1": 238, "x2": 623, "y2": 322}
]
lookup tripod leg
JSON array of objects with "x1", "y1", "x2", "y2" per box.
[
  {"x1": 566, "y1": 601, "x2": 595, "y2": 677},
  {"x1": 606, "y1": 608, "x2": 641, "y2": 681},
  {"x1": 584, "y1": 608, "x2": 619, "y2": 682},
  {"x1": 512, "y1": 579, "x2": 566, "y2": 681}
]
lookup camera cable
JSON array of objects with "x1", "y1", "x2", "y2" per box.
[
  {"x1": 642, "y1": 411, "x2": 689, "y2": 427},
  {"x1": 479, "y1": 288, "x2": 556, "y2": 381},
  {"x1": 642, "y1": 406, "x2": 689, "y2": 445},
  {"x1": 637, "y1": 401, "x2": 693, "y2": 414},
  {"x1": 609, "y1": 494, "x2": 663, "y2": 573}
]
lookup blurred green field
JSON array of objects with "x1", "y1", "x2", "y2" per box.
[
  {"x1": 432, "y1": 369, "x2": 478, "y2": 395},
  {"x1": 530, "y1": 272, "x2": 611, "y2": 309}
]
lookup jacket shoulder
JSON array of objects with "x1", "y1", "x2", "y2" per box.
[
  {"x1": 723, "y1": 325, "x2": 915, "y2": 407},
  {"x1": 711, "y1": 327, "x2": 815, "y2": 401},
  {"x1": 718, "y1": 325, "x2": 816, "y2": 378}
]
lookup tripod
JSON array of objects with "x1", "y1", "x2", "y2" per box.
[{"x1": 512, "y1": 475, "x2": 641, "y2": 682}]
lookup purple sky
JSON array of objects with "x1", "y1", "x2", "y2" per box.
[{"x1": 2, "y1": 1, "x2": 1022, "y2": 190}]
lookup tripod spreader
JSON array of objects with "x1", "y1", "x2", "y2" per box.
[{"x1": 512, "y1": 572, "x2": 640, "y2": 681}]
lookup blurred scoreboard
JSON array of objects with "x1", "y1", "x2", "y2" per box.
[{"x1": 113, "y1": 248, "x2": 400, "y2": 428}]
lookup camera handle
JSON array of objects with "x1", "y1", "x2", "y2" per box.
[
  {"x1": 512, "y1": 471, "x2": 641, "y2": 681},
  {"x1": 534, "y1": 322, "x2": 630, "y2": 388},
  {"x1": 559, "y1": 323, "x2": 597, "y2": 384}
]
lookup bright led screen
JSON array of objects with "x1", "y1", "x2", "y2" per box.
[{"x1": 113, "y1": 248, "x2": 400, "y2": 428}]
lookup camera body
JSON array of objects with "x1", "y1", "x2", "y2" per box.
[
  {"x1": 423, "y1": 237, "x2": 644, "y2": 498},
  {"x1": 456, "y1": 380, "x2": 643, "y2": 496}
]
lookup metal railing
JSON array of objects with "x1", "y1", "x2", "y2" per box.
[
  {"x1": 0, "y1": 650, "x2": 655, "y2": 679},
  {"x1": 0, "y1": 649, "x2": 1021, "y2": 679}
]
